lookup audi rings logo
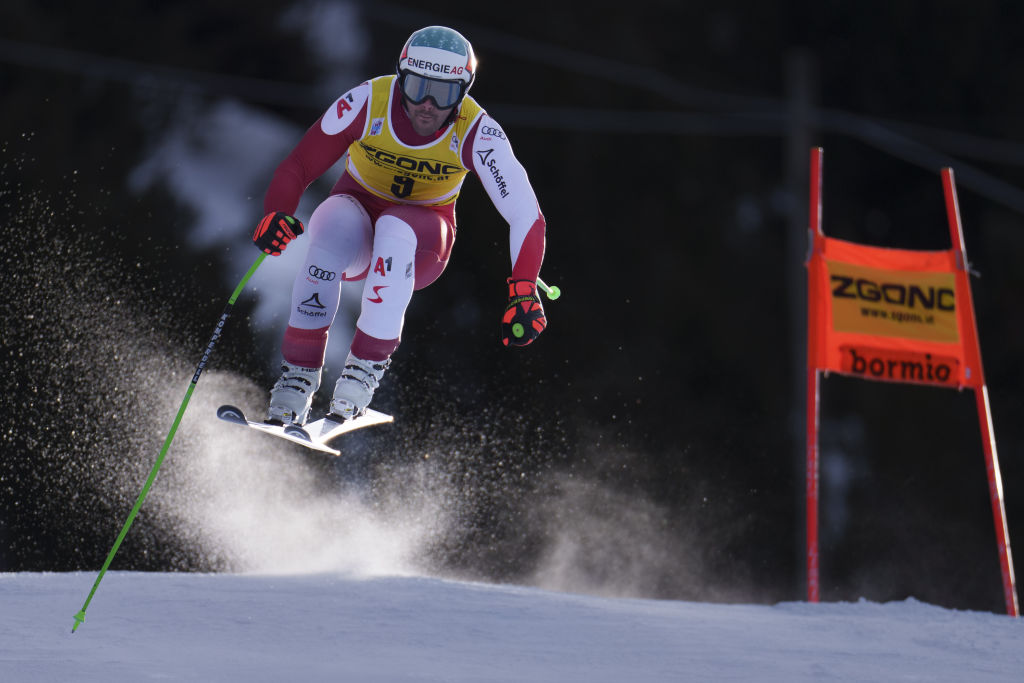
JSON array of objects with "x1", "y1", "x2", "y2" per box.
[
  {"x1": 308, "y1": 265, "x2": 336, "y2": 281},
  {"x1": 481, "y1": 125, "x2": 506, "y2": 140}
]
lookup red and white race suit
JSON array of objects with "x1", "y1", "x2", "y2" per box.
[{"x1": 264, "y1": 75, "x2": 546, "y2": 365}]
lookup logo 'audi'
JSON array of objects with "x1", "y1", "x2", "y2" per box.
[
  {"x1": 308, "y1": 265, "x2": 336, "y2": 281},
  {"x1": 481, "y1": 125, "x2": 506, "y2": 140}
]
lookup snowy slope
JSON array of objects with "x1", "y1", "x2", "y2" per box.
[
  {"x1": 4, "y1": 371, "x2": 1021, "y2": 682},
  {"x1": 3, "y1": 571, "x2": 1022, "y2": 682}
]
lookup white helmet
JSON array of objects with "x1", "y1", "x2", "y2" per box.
[{"x1": 396, "y1": 26, "x2": 477, "y2": 109}]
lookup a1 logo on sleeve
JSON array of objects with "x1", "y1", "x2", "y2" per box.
[{"x1": 321, "y1": 82, "x2": 369, "y2": 135}]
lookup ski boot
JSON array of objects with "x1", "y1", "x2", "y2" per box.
[
  {"x1": 329, "y1": 353, "x2": 390, "y2": 420},
  {"x1": 266, "y1": 362, "x2": 322, "y2": 425}
]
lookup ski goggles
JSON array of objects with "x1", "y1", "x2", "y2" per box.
[{"x1": 399, "y1": 72, "x2": 465, "y2": 109}]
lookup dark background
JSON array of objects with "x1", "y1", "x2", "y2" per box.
[{"x1": 2, "y1": 1, "x2": 1023, "y2": 615}]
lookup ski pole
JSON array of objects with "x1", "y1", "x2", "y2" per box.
[
  {"x1": 72, "y1": 252, "x2": 267, "y2": 633},
  {"x1": 537, "y1": 277, "x2": 561, "y2": 301}
]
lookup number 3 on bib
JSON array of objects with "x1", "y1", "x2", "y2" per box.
[{"x1": 391, "y1": 175, "x2": 413, "y2": 198}]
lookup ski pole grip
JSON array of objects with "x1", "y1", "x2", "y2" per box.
[{"x1": 537, "y1": 277, "x2": 561, "y2": 301}]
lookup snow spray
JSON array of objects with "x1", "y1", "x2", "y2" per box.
[{"x1": 72, "y1": 254, "x2": 266, "y2": 632}]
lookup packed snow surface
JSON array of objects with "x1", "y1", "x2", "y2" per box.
[{"x1": 2, "y1": 571, "x2": 1022, "y2": 682}]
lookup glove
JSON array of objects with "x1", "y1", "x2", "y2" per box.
[
  {"x1": 253, "y1": 212, "x2": 304, "y2": 255},
  {"x1": 501, "y1": 278, "x2": 547, "y2": 347}
]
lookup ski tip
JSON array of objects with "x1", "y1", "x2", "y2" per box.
[{"x1": 216, "y1": 404, "x2": 248, "y2": 424}]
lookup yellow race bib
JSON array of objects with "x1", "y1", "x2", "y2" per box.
[{"x1": 346, "y1": 75, "x2": 484, "y2": 205}]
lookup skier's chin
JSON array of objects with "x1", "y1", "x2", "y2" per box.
[{"x1": 412, "y1": 116, "x2": 441, "y2": 135}]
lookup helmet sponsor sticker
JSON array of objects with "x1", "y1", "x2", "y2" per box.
[{"x1": 405, "y1": 58, "x2": 464, "y2": 77}]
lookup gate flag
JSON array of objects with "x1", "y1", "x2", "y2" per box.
[
  {"x1": 807, "y1": 235, "x2": 981, "y2": 389},
  {"x1": 804, "y1": 147, "x2": 1018, "y2": 617}
]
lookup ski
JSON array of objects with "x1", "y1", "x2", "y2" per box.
[{"x1": 216, "y1": 404, "x2": 393, "y2": 456}]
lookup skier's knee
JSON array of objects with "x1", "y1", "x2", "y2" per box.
[{"x1": 374, "y1": 214, "x2": 418, "y2": 247}]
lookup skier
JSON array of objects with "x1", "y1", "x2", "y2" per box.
[{"x1": 252, "y1": 25, "x2": 548, "y2": 425}]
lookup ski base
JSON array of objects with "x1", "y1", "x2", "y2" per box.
[{"x1": 216, "y1": 404, "x2": 393, "y2": 456}]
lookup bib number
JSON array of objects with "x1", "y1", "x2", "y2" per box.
[{"x1": 391, "y1": 175, "x2": 413, "y2": 198}]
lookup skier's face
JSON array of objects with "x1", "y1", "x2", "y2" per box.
[{"x1": 403, "y1": 98, "x2": 452, "y2": 136}]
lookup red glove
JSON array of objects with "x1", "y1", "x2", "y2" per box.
[
  {"x1": 501, "y1": 278, "x2": 546, "y2": 347},
  {"x1": 253, "y1": 212, "x2": 304, "y2": 255}
]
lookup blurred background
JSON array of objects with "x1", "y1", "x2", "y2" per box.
[{"x1": 2, "y1": 1, "x2": 1023, "y2": 614}]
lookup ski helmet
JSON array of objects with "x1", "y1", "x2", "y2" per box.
[{"x1": 396, "y1": 26, "x2": 476, "y2": 109}]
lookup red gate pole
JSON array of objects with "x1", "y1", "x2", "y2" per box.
[
  {"x1": 806, "y1": 370, "x2": 820, "y2": 603},
  {"x1": 806, "y1": 148, "x2": 825, "y2": 602},
  {"x1": 942, "y1": 168, "x2": 1019, "y2": 617}
]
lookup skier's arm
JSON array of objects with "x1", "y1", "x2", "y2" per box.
[
  {"x1": 464, "y1": 116, "x2": 548, "y2": 346},
  {"x1": 463, "y1": 115, "x2": 546, "y2": 283},
  {"x1": 262, "y1": 82, "x2": 371, "y2": 216}
]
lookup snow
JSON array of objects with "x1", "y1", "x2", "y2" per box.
[
  {"x1": 9, "y1": 5, "x2": 1019, "y2": 680},
  {"x1": 3, "y1": 571, "x2": 1022, "y2": 682},
  {"x1": 5, "y1": 370, "x2": 1021, "y2": 681}
]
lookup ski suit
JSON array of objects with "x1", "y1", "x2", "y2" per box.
[{"x1": 263, "y1": 75, "x2": 546, "y2": 366}]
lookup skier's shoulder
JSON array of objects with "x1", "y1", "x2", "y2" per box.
[
  {"x1": 461, "y1": 106, "x2": 517, "y2": 164},
  {"x1": 320, "y1": 79, "x2": 374, "y2": 135},
  {"x1": 459, "y1": 93, "x2": 486, "y2": 128},
  {"x1": 452, "y1": 95, "x2": 489, "y2": 151}
]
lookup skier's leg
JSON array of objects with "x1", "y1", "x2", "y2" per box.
[
  {"x1": 268, "y1": 194, "x2": 373, "y2": 424},
  {"x1": 330, "y1": 205, "x2": 453, "y2": 418}
]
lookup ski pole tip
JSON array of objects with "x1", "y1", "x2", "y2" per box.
[{"x1": 72, "y1": 610, "x2": 86, "y2": 633}]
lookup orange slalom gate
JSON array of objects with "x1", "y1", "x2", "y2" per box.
[{"x1": 804, "y1": 147, "x2": 1018, "y2": 616}]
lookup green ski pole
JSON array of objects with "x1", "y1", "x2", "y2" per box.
[
  {"x1": 72, "y1": 252, "x2": 267, "y2": 633},
  {"x1": 537, "y1": 277, "x2": 561, "y2": 300}
]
